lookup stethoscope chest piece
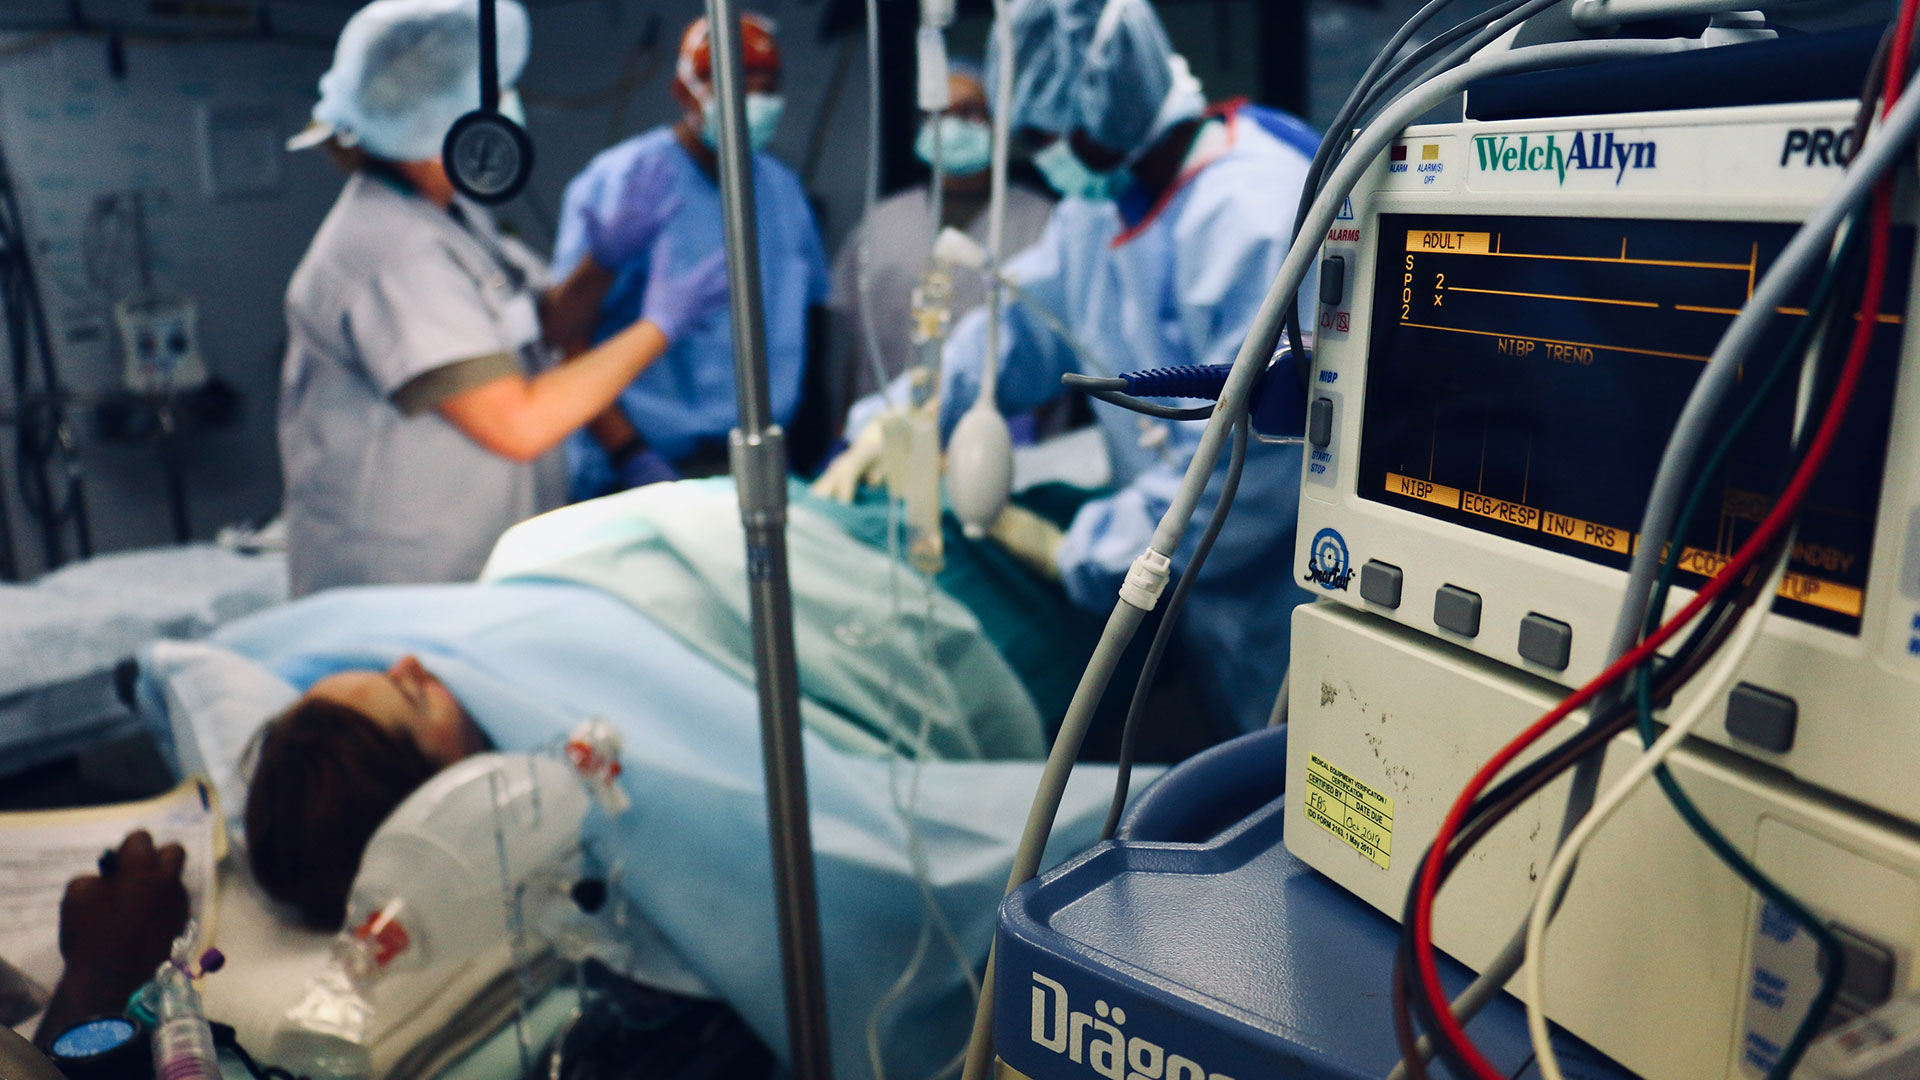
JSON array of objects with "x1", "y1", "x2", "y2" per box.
[{"x1": 444, "y1": 110, "x2": 534, "y2": 204}]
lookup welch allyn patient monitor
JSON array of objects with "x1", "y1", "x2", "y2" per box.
[{"x1": 1288, "y1": 85, "x2": 1920, "y2": 1080}]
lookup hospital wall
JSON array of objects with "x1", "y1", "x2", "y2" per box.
[{"x1": 0, "y1": 0, "x2": 1419, "y2": 580}]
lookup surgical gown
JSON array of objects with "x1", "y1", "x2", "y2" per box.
[
  {"x1": 554, "y1": 127, "x2": 830, "y2": 483},
  {"x1": 931, "y1": 109, "x2": 1316, "y2": 733}
]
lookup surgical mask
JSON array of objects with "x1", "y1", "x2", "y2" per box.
[
  {"x1": 915, "y1": 116, "x2": 992, "y2": 177},
  {"x1": 701, "y1": 91, "x2": 785, "y2": 153},
  {"x1": 1032, "y1": 139, "x2": 1132, "y2": 201}
]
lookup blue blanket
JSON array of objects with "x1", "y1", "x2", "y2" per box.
[
  {"x1": 480, "y1": 480, "x2": 1050, "y2": 761},
  {"x1": 200, "y1": 581, "x2": 1127, "y2": 1080}
]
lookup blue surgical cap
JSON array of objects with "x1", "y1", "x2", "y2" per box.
[
  {"x1": 311, "y1": 0, "x2": 529, "y2": 163},
  {"x1": 987, "y1": 0, "x2": 1204, "y2": 158}
]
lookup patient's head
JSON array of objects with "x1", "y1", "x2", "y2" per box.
[
  {"x1": 245, "y1": 656, "x2": 488, "y2": 931},
  {"x1": 304, "y1": 655, "x2": 486, "y2": 767}
]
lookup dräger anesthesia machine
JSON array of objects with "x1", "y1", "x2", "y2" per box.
[{"x1": 970, "y1": 11, "x2": 1920, "y2": 1080}]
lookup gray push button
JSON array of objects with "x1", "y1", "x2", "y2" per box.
[
  {"x1": 1319, "y1": 254, "x2": 1348, "y2": 306},
  {"x1": 1725, "y1": 683, "x2": 1797, "y2": 753},
  {"x1": 1518, "y1": 614, "x2": 1572, "y2": 671},
  {"x1": 1433, "y1": 585, "x2": 1481, "y2": 637},
  {"x1": 1360, "y1": 561, "x2": 1403, "y2": 609},
  {"x1": 1308, "y1": 397, "x2": 1335, "y2": 448},
  {"x1": 1822, "y1": 923, "x2": 1897, "y2": 1008},
  {"x1": 1906, "y1": 505, "x2": 1920, "y2": 601}
]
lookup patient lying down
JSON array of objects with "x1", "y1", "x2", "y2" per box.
[
  {"x1": 242, "y1": 655, "x2": 783, "y2": 1077},
  {"x1": 244, "y1": 481, "x2": 1101, "y2": 932},
  {"x1": 245, "y1": 657, "x2": 489, "y2": 931},
  {"x1": 200, "y1": 481, "x2": 1133, "y2": 1080}
]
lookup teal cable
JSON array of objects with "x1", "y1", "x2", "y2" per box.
[{"x1": 1632, "y1": 220, "x2": 1863, "y2": 1078}]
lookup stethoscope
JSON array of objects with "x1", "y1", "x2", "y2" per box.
[{"x1": 442, "y1": 0, "x2": 535, "y2": 204}]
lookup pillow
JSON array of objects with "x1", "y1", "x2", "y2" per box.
[
  {"x1": 139, "y1": 640, "x2": 300, "y2": 838},
  {"x1": 236, "y1": 755, "x2": 593, "y2": 1080}
]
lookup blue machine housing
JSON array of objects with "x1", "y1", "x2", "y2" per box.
[{"x1": 992, "y1": 727, "x2": 1637, "y2": 1080}]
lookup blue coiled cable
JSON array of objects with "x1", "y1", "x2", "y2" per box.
[{"x1": 1118, "y1": 364, "x2": 1235, "y2": 400}]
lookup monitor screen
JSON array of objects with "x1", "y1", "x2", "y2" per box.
[{"x1": 1357, "y1": 213, "x2": 1911, "y2": 635}]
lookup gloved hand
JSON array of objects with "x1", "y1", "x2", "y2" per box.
[
  {"x1": 810, "y1": 396, "x2": 941, "y2": 503},
  {"x1": 581, "y1": 154, "x2": 680, "y2": 269},
  {"x1": 640, "y1": 243, "x2": 729, "y2": 343},
  {"x1": 987, "y1": 502, "x2": 1065, "y2": 581},
  {"x1": 810, "y1": 412, "x2": 887, "y2": 503},
  {"x1": 614, "y1": 447, "x2": 678, "y2": 490}
]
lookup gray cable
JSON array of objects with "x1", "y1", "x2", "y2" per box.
[
  {"x1": 957, "y1": 601, "x2": 1151, "y2": 1080},
  {"x1": 1085, "y1": 390, "x2": 1215, "y2": 422},
  {"x1": 954, "y1": 37, "x2": 1695, "y2": 1080},
  {"x1": 1288, "y1": 0, "x2": 1471, "y2": 280},
  {"x1": 1385, "y1": 58, "x2": 1920, "y2": 1080},
  {"x1": 1306, "y1": 0, "x2": 1560, "y2": 243},
  {"x1": 1060, "y1": 373, "x2": 1128, "y2": 393},
  {"x1": 1290, "y1": 0, "x2": 1568, "y2": 367},
  {"x1": 1363, "y1": 0, "x2": 1563, "y2": 132},
  {"x1": 1310, "y1": 0, "x2": 1524, "y2": 195},
  {"x1": 1376, "y1": 14, "x2": 1596, "y2": 1017},
  {"x1": 1603, "y1": 71, "x2": 1915, "y2": 720},
  {"x1": 1286, "y1": 0, "x2": 1538, "y2": 362},
  {"x1": 1152, "y1": 36, "x2": 1693, "y2": 562},
  {"x1": 1386, "y1": 935, "x2": 1526, "y2": 1080},
  {"x1": 1401, "y1": 0, "x2": 1899, "y2": 952},
  {"x1": 1266, "y1": 668, "x2": 1291, "y2": 729},
  {"x1": 1060, "y1": 374, "x2": 1217, "y2": 419},
  {"x1": 1101, "y1": 416, "x2": 1251, "y2": 841},
  {"x1": 1369, "y1": 14, "x2": 1727, "y2": 1072}
]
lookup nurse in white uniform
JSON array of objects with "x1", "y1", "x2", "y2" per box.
[{"x1": 279, "y1": 0, "x2": 726, "y2": 597}]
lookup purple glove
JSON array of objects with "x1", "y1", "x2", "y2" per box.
[
  {"x1": 581, "y1": 153, "x2": 680, "y2": 269},
  {"x1": 640, "y1": 244, "x2": 729, "y2": 343},
  {"x1": 614, "y1": 447, "x2": 678, "y2": 490}
]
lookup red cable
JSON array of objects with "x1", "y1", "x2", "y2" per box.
[
  {"x1": 1407, "y1": 108, "x2": 1904, "y2": 1079},
  {"x1": 1890, "y1": 0, "x2": 1917, "y2": 112},
  {"x1": 1414, "y1": 184, "x2": 1895, "y2": 1079}
]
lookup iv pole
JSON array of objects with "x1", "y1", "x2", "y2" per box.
[{"x1": 703, "y1": 2, "x2": 833, "y2": 1078}]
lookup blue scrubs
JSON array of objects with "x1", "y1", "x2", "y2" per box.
[
  {"x1": 554, "y1": 127, "x2": 829, "y2": 489},
  {"x1": 935, "y1": 109, "x2": 1317, "y2": 733}
]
